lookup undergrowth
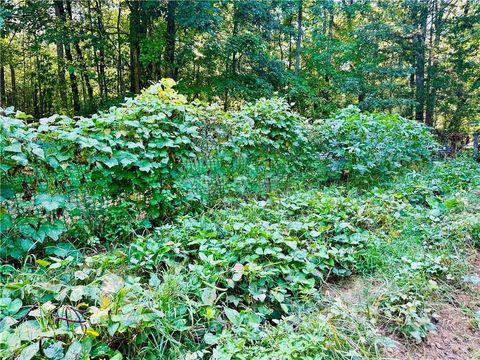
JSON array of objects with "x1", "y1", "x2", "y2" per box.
[{"x1": 1, "y1": 156, "x2": 478, "y2": 359}]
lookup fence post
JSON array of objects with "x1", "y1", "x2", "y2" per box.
[{"x1": 474, "y1": 132, "x2": 479, "y2": 160}]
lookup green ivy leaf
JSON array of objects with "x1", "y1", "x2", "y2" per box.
[{"x1": 101, "y1": 157, "x2": 119, "y2": 168}]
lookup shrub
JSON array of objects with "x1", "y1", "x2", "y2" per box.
[
  {"x1": 225, "y1": 97, "x2": 310, "y2": 163},
  {"x1": 0, "y1": 79, "x2": 200, "y2": 261},
  {"x1": 314, "y1": 106, "x2": 436, "y2": 181}
]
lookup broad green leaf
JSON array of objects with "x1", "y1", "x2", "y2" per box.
[
  {"x1": 44, "y1": 341, "x2": 65, "y2": 360},
  {"x1": 201, "y1": 288, "x2": 216, "y2": 306},
  {"x1": 16, "y1": 342, "x2": 39, "y2": 360},
  {"x1": 35, "y1": 194, "x2": 67, "y2": 212}
]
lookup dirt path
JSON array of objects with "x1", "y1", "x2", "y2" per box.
[
  {"x1": 388, "y1": 254, "x2": 480, "y2": 360},
  {"x1": 325, "y1": 253, "x2": 480, "y2": 360}
]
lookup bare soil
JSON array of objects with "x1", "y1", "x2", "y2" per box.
[
  {"x1": 326, "y1": 252, "x2": 480, "y2": 360},
  {"x1": 387, "y1": 253, "x2": 480, "y2": 360}
]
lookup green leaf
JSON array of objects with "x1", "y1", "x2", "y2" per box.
[
  {"x1": 201, "y1": 288, "x2": 216, "y2": 306},
  {"x1": 36, "y1": 259, "x2": 52, "y2": 268},
  {"x1": 11, "y1": 154, "x2": 28, "y2": 165},
  {"x1": 288, "y1": 221, "x2": 303, "y2": 231},
  {"x1": 31, "y1": 145, "x2": 45, "y2": 159},
  {"x1": 35, "y1": 194, "x2": 67, "y2": 212},
  {"x1": 309, "y1": 230, "x2": 321, "y2": 238},
  {"x1": 17, "y1": 342, "x2": 39, "y2": 360},
  {"x1": 136, "y1": 160, "x2": 153, "y2": 172},
  {"x1": 64, "y1": 341, "x2": 84, "y2": 360},
  {"x1": 0, "y1": 214, "x2": 13, "y2": 233},
  {"x1": 39, "y1": 220, "x2": 66, "y2": 241},
  {"x1": 110, "y1": 352, "x2": 123, "y2": 360},
  {"x1": 0, "y1": 185, "x2": 15, "y2": 201},
  {"x1": 204, "y1": 332, "x2": 219, "y2": 345},
  {"x1": 224, "y1": 307, "x2": 240, "y2": 325},
  {"x1": 69, "y1": 286, "x2": 85, "y2": 302},
  {"x1": 101, "y1": 157, "x2": 119, "y2": 168},
  {"x1": 44, "y1": 341, "x2": 65, "y2": 360},
  {"x1": 4, "y1": 143, "x2": 22, "y2": 153},
  {"x1": 7, "y1": 298, "x2": 22, "y2": 315}
]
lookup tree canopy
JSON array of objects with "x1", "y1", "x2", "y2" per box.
[{"x1": 1, "y1": 0, "x2": 479, "y2": 133}]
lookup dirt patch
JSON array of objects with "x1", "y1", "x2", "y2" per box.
[
  {"x1": 384, "y1": 302, "x2": 480, "y2": 360},
  {"x1": 385, "y1": 252, "x2": 480, "y2": 360},
  {"x1": 325, "y1": 251, "x2": 480, "y2": 359}
]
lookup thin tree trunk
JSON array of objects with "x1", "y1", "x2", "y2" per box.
[
  {"x1": 294, "y1": 0, "x2": 303, "y2": 79},
  {"x1": 86, "y1": 0, "x2": 103, "y2": 100},
  {"x1": 10, "y1": 64, "x2": 16, "y2": 108},
  {"x1": 116, "y1": 4, "x2": 124, "y2": 96},
  {"x1": 95, "y1": 0, "x2": 108, "y2": 100},
  {"x1": 231, "y1": 3, "x2": 239, "y2": 74},
  {"x1": 127, "y1": 1, "x2": 142, "y2": 93},
  {"x1": 54, "y1": 0, "x2": 80, "y2": 113},
  {"x1": 325, "y1": 6, "x2": 334, "y2": 83},
  {"x1": 0, "y1": 66, "x2": 5, "y2": 107},
  {"x1": 33, "y1": 54, "x2": 40, "y2": 117},
  {"x1": 165, "y1": 0, "x2": 177, "y2": 79},
  {"x1": 414, "y1": 2, "x2": 428, "y2": 123},
  {"x1": 53, "y1": 0, "x2": 68, "y2": 109},
  {"x1": 425, "y1": 2, "x2": 435, "y2": 126},
  {"x1": 64, "y1": 44, "x2": 81, "y2": 114},
  {"x1": 426, "y1": 0, "x2": 445, "y2": 127},
  {"x1": 65, "y1": 0, "x2": 94, "y2": 104},
  {"x1": 288, "y1": 16, "x2": 293, "y2": 70}
]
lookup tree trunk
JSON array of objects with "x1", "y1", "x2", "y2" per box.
[
  {"x1": 413, "y1": 1, "x2": 428, "y2": 123},
  {"x1": 0, "y1": 66, "x2": 5, "y2": 108},
  {"x1": 10, "y1": 64, "x2": 16, "y2": 108},
  {"x1": 65, "y1": 0, "x2": 94, "y2": 104},
  {"x1": 325, "y1": 6, "x2": 334, "y2": 83},
  {"x1": 127, "y1": 1, "x2": 142, "y2": 93},
  {"x1": 288, "y1": 16, "x2": 293, "y2": 70},
  {"x1": 33, "y1": 55, "x2": 40, "y2": 117},
  {"x1": 117, "y1": 4, "x2": 124, "y2": 96},
  {"x1": 294, "y1": 0, "x2": 303, "y2": 79},
  {"x1": 64, "y1": 43, "x2": 81, "y2": 114},
  {"x1": 231, "y1": 3, "x2": 239, "y2": 74},
  {"x1": 426, "y1": 0, "x2": 445, "y2": 127},
  {"x1": 165, "y1": 0, "x2": 177, "y2": 79},
  {"x1": 425, "y1": 6, "x2": 434, "y2": 127},
  {"x1": 53, "y1": 0, "x2": 68, "y2": 109},
  {"x1": 95, "y1": 0, "x2": 108, "y2": 100},
  {"x1": 54, "y1": 0, "x2": 80, "y2": 114}
]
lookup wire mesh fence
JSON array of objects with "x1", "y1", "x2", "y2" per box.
[
  {"x1": 2, "y1": 151, "x2": 335, "y2": 231},
  {"x1": 179, "y1": 153, "x2": 334, "y2": 205}
]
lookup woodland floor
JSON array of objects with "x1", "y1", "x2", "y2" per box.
[
  {"x1": 324, "y1": 250, "x2": 480, "y2": 360},
  {"x1": 387, "y1": 251, "x2": 480, "y2": 360}
]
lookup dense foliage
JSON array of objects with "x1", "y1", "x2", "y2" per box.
[
  {"x1": 315, "y1": 106, "x2": 436, "y2": 180},
  {"x1": 1, "y1": 0, "x2": 479, "y2": 135},
  {"x1": 1, "y1": 154, "x2": 479, "y2": 359},
  {"x1": 1, "y1": 83, "x2": 436, "y2": 262},
  {"x1": 1, "y1": 79, "x2": 480, "y2": 358},
  {"x1": 1, "y1": 2, "x2": 480, "y2": 359}
]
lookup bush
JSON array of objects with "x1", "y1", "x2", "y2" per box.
[
  {"x1": 225, "y1": 97, "x2": 310, "y2": 163},
  {"x1": 0, "y1": 79, "x2": 200, "y2": 261},
  {"x1": 314, "y1": 106, "x2": 436, "y2": 181}
]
